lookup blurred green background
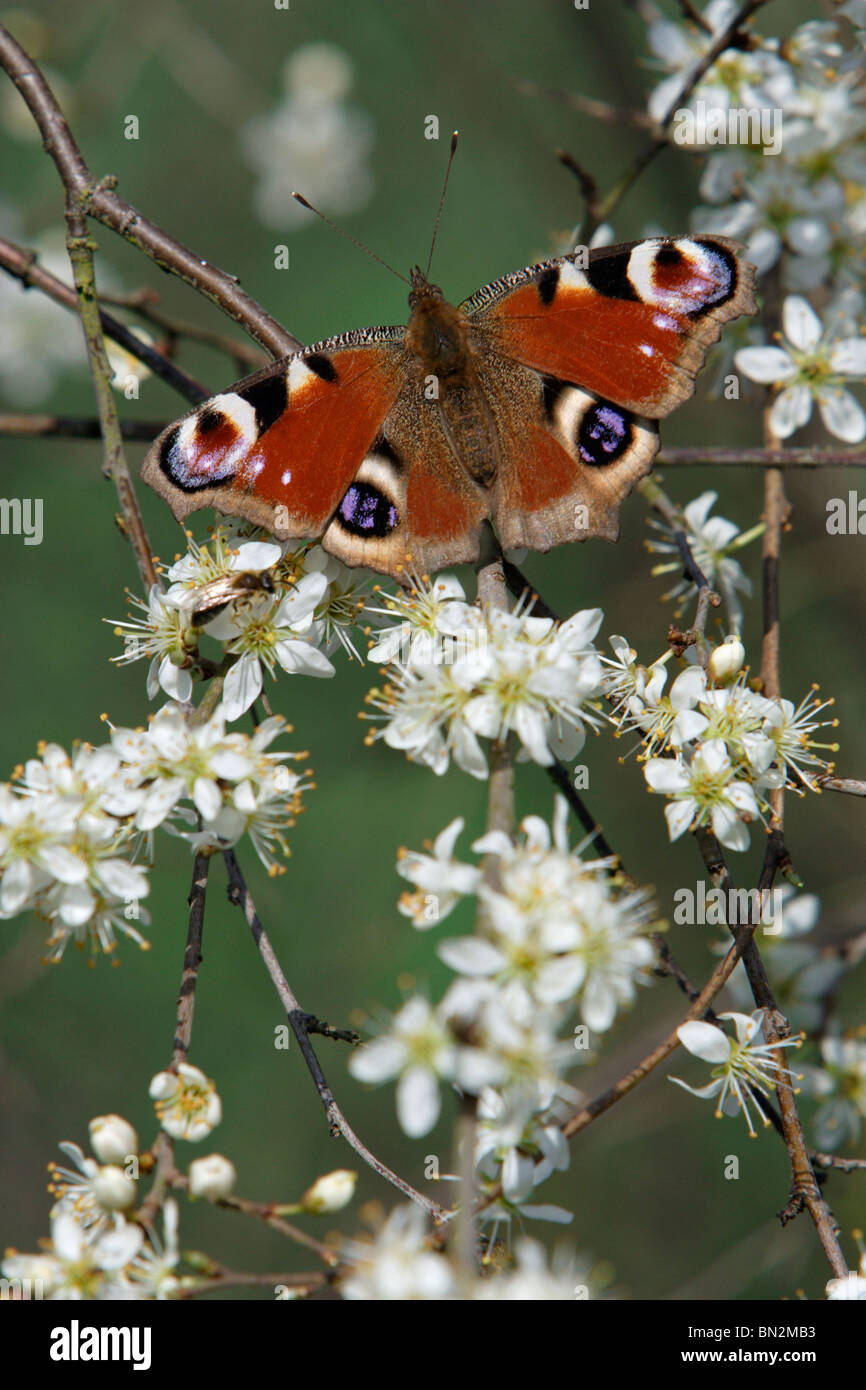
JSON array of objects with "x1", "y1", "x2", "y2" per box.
[{"x1": 1, "y1": 0, "x2": 863, "y2": 1300}]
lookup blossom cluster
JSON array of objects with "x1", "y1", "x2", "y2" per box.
[
  {"x1": 337, "y1": 1204, "x2": 609, "y2": 1301},
  {"x1": 643, "y1": 2, "x2": 866, "y2": 443},
  {"x1": 0, "y1": 702, "x2": 309, "y2": 960},
  {"x1": 240, "y1": 42, "x2": 374, "y2": 231},
  {"x1": 603, "y1": 635, "x2": 838, "y2": 852},
  {"x1": 349, "y1": 798, "x2": 659, "y2": 1229},
  {"x1": 363, "y1": 573, "x2": 607, "y2": 777},
  {"x1": 0, "y1": 1068, "x2": 367, "y2": 1299},
  {"x1": 112, "y1": 527, "x2": 370, "y2": 723}
]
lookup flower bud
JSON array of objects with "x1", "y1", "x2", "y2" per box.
[
  {"x1": 301, "y1": 1169, "x2": 357, "y2": 1214},
  {"x1": 91, "y1": 1165, "x2": 137, "y2": 1211},
  {"x1": 89, "y1": 1114, "x2": 139, "y2": 1166},
  {"x1": 709, "y1": 635, "x2": 745, "y2": 684},
  {"x1": 188, "y1": 1154, "x2": 237, "y2": 1201}
]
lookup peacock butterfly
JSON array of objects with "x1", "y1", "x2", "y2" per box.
[{"x1": 141, "y1": 233, "x2": 756, "y2": 580}]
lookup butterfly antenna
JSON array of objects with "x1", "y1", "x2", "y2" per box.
[
  {"x1": 425, "y1": 130, "x2": 459, "y2": 278},
  {"x1": 291, "y1": 194, "x2": 410, "y2": 285}
]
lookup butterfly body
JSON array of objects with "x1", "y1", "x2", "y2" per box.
[{"x1": 142, "y1": 236, "x2": 756, "y2": 580}]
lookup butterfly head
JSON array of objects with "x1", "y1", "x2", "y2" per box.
[{"x1": 408, "y1": 266, "x2": 444, "y2": 311}]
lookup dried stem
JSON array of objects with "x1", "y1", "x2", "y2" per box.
[
  {"x1": 0, "y1": 236, "x2": 208, "y2": 404},
  {"x1": 0, "y1": 24, "x2": 300, "y2": 357},
  {"x1": 221, "y1": 848, "x2": 446, "y2": 1220},
  {"x1": 64, "y1": 212, "x2": 159, "y2": 592},
  {"x1": 171, "y1": 851, "x2": 210, "y2": 1067}
]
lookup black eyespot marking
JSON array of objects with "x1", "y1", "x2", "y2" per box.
[
  {"x1": 369, "y1": 435, "x2": 405, "y2": 472},
  {"x1": 197, "y1": 408, "x2": 225, "y2": 435},
  {"x1": 536, "y1": 266, "x2": 560, "y2": 307},
  {"x1": 238, "y1": 373, "x2": 288, "y2": 434},
  {"x1": 586, "y1": 252, "x2": 640, "y2": 301},
  {"x1": 159, "y1": 424, "x2": 182, "y2": 472},
  {"x1": 541, "y1": 375, "x2": 568, "y2": 420},
  {"x1": 692, "y1": 239, "x2": 736, "y2": 313},
  {"x1": 303, "y1": 352, "x2": 338, "y2": 382},
  {"x1": 655, "y1": 243, "x2": 684, "y2": 267},
  {"x1": 158, "y1": 422, "x2": 238, "y2": 492},
  {"x1": 577, "y1": 402, "x2": 633, "y2": 467},
  {"x1": 336, "y1": 482, "x2": 398, "y2": 538}
]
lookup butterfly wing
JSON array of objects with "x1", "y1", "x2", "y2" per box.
[
  {"x1": 319, "y1": 376, "x2": 489, "y2": 576},
  {"x1": 141, "y1": 329, "x2": 408, "y2": 543},
  {"x1": 463, "y1": 234, "x2": 757, "y2": 551}
]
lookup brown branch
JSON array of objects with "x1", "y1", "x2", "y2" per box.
[
  {"x1": 0, "y1": 25, "x2": 300, "y2": 358},
  {"x1": 172, "y1": 851, "x2": 210, "y2": 1067},
  {"x1": 694, "y1": 827, "x2": 848, "y2": 1277},
  {"x1": 516, "y1": 80, "x2": 653, "y2": 128},
  {"x1": 639, "y1": 475, "x2": 720, "y2": 657},
  {"x1": 588, "y1": 0, "x2": 772, "y2": 235},
  {"x1": 221, "y1": 848, "x2": 446, "y2": 1221},
  {"x1": 64, "y1": 211, "x2": 159, "y2": 592},
  {"x1": 100, "y1": 288, "x2": 269, "y2": 371},
  {"x1": 184, "y1": 1267, "x2": 334, "y2": 1298},
  {"x1": 0, "y1": 413, "x2": 169, "y2": 441},
  {"x1": 561, "y1": 914, "x2": 761, "y2": 1141},
  {"x1": 817, "y1": 775, "x2": 866, "y2": 798},
  {"x1": 0, "y1": 237, "x2": 208, "y2": 404},
  {"x1": 213, "y1": 1193, "x2": 339, "y2": 1265},
  {"x1": 657, "y1": 446, "x2": 866, "y2": 468}
]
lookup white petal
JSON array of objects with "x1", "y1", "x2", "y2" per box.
[
  {"x1": 96, "y1": 859, "x2": 149, "y2": 899},
  {"x1": 783, "y1": 295, "x2": 822, "y2": 351},
  {"x1": 229, "y1": 541, "x2": 281, "y2": 572},
  {"x1": 711, "y1": 802, "x2": 750, "y2": 851},
  {"x1": 193, "y1": 777, "x2": 223, "y2": 821},
  {"x1": 158, "y1": 656, "x2": 192, "y2": 703},
  {"x1": 437, "y1": 936, "x2": 504, "y2": 976},
  {"x1": 644, "y1": 757, "x2": 689, "y2": 794},
  {"x1": 829, "y1": 338, "x2": 866, "y2": 375},
  {"x1": 677, "y1": 1019, "x2": 731, "y2": 1062},
  {"x1": 817, "y1": 388, "x2": 866, "y2": 444},
  {"x1": 273, "y1": 640, "x2": 335, "y2": 678},
  {"x1": 136, "y1": 777, "x2": 185, "y2": 830},
  {"x1": 670, "y1": 665, "x2": 706, "y2": 710},
  {"x1": 222, "y1": 653, "x2": 263, "y2": 721},
  {"x1": 734, "y1": 345, "x2": 796, "y2": 384},
  {"x1": 348, "y1": 1036, "x2": 405, "y2": 1083},
  {"x1": 56, "y1": 882, "x2": 96, "y2": 926},
  {"x1": 770, "y1": 384, "x2": 813, "y2": 439},
  {"x1": 0, "y1": 857, "x2": 35, "y2": 913},
  {"x1": 396, "y1": 1065, "x2": 441, "y2": 1137},
  {"x1": 671, "y1": 710, "x2": 710, "y2": 747},
  {"x1": 665, "y1": 798, "x2": 696, "y2": 841}
]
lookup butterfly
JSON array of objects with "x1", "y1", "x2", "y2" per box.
[{"x1": 141, "y1": 234, "x2": 756, "y2": 581}]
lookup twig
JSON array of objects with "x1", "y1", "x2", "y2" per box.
[
  {"x1": 639, "y1": 475, "x2": 720, "y2": 657},
  {"x1": 817, "y1": 775, "x2": 866, "y2": 797},
  {"x1": 221, "y1": 848, "x2": 446, "y2": 1220},
  {"x1": 0, "y1": 25, "x2": 300, "y2": 358},
  {"x1": 172, "y1": 851, "x2": 210, "y2": 1067},
  {"x1": 0, "y1": 413, "x2": 172, "y2": 441},
  {"x1": 184, "y1": 1267, "x2": 333, "y2": 1298},
  {"x1": 0, "y1": 236, "x2": 208, "y2": 404},
  {"x1": 516, "y1": 81, "x2": 653, "y2": 128},
  {"x1": 657, "y1": 446, "x2": 866, "y2": 468},
  {"x1": 587, "y1": 0, "x2": 772, "y2": 236},
  {"x1": 213, "y1": 1193, "x2": 339, "y2": 1265},
  {"x1": 64, "y1": 211, "x2": 159, "y2": 592},
  {"x1": 693, "y1": 827, "x2": 848, "y2": 1276},
  {"x1": 562, "y1": 915, "x2": 761, "y2": 1139},
  {"x1": 100, "y1": 288, "x2": 269, "y2": 371}
]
